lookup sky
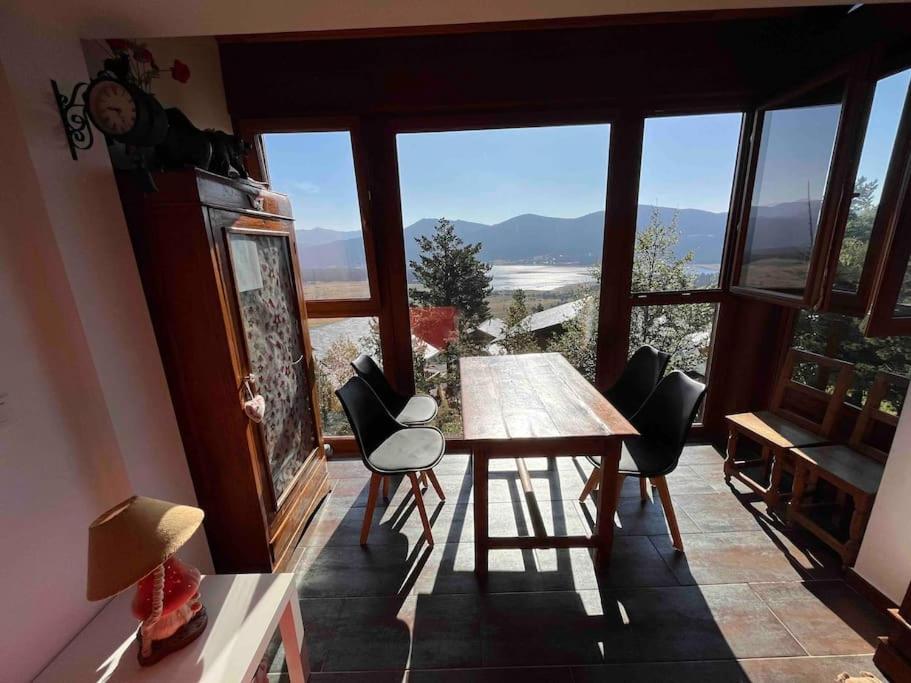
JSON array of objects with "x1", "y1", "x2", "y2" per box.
[{"x1": 262, "y1": 69, "x2": 909, "y2": 232}]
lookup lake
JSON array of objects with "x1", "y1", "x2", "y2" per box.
[
  {"x1": 490, "y1": 263, "x2": 721, "y2": 291},
  {"x1": 489, "y1": 265, "x2": 595, "y2": 291}
]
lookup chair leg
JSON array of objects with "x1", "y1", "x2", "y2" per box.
[
  {"x1": 407, "y1": 472, "x2": 434, "y2": 545},
  {"x1": 360, "y1": 473, "x2": 383, "y2": 545},
  {"x1": 580, "y1": 468, "x2": 601, "y2": 501},
  {"x1": 382, "y1": 475, "x2": 390, "y2": 503},
  {"x1": 426, "y1": 469, "x2": 446, "y2": 501},
  {"x1": 639, "y1": 477, "x2": 649, "y2": 502},
  {"x1": 653, "y1": 476, "x2": 683, "y2": 552},
  {"x1": 419, "y1": 471, "x2": 428, "y2": 489}
]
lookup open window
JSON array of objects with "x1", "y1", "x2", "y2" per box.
[{"x1": 730, "y1": 58, "x2": 876, "y2": 309}]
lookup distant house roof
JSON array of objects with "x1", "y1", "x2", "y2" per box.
[
  {"x1": 309, "y1": 317, "x2": 439, "y2": 363},
  {"x1": 475, "y1": 318, "x2": 505, "y2": 341},
  {"x1": 523, "y1": 299, "x2": 584, "y2": 333}
]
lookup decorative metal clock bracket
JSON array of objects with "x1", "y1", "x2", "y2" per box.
[{"x1": 51, "y1": 79, "x2": 93, "y2": 160}]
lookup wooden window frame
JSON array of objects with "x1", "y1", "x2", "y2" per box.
[
  {"x1": 235, "y1": 117, "x2": 383, "y2": 319},
  {"x1": 864, "y1": 90, "x2": 911, "y2": 337},
  {"x1": 729, "y1": 57, "x2": 875, "y2": 310}
]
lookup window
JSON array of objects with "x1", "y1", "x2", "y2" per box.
[
  {"x1": 629, "y1": 303, "x2": 718, "y2": 382},
  {"x1": 738, "y1": 99, "x2": 842, "y2": 295},
  {"x1": 308, "y1": 317, "x2": 380, "y2": 435},
  {"x1": 635, "y1": 113, "x2": 742, "y2": 291},
  {"x1": 792, "y1": 311, "x2": 909, "y2": 415},
  {"x1": 396, "y1": 124, "x2": 611, "y2": 435},
  {"x1": 834, "y1": 69, "x2": 911, "y2": 293},
  {"x1": 261, "y1": 132, "x2": 370, "y2": 300}
]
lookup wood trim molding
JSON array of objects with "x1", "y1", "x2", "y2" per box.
[{"x1": 846, "y1": 567, "x2": 899, "y2": 614}]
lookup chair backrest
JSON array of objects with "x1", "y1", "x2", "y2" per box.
[
  {"x1": 351, "y1": 354, "x2": 407, "y2": 415},
  {"x1": 604, "y1": 345, "x2": 672, "y2": 419},
  {"x1": 849, "y1": 371, "x2": 910, "y2": 463},
  {"x1": 631, "y1": 371, "x2": 706, "y2": 467},
  {"x1": 771, "y1": 348, "x2": 854, "y2": 437},
  {"x1": 335, "y1": 376, "x2": 404, "y2": 468}
]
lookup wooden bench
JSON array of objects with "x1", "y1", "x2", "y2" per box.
[
  {"x1": 724, "y1": 349, "x2": 855, "y2": 511},
  {"x1": 788, "y1": 371, "x2": 908, "y2": 567}
]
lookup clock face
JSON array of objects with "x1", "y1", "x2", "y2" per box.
[{"x1": 87, "y1": 80, "x2": 137, "y2": 136}]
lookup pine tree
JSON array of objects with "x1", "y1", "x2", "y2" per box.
[
  {"x1": 409, "y1": 218, "x2": 493, "y2": 330},
  {"x1": 502, "y1": 289, "x2": 537, "y2": 354},
  {"x1": 628, "y1": 207, "x2": 714, "y2": 375}
]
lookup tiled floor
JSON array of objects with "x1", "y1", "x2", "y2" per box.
[{"x1": 268, "y1": 445, "x2": 889, "y2": 682}]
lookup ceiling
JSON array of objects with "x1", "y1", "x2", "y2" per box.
[{"x1": 3, "y1": 0, "x2": 889, "y2": 40}]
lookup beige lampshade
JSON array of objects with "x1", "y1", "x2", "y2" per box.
[{"x1": 87, "y1": 495, "x2": 204, "y2": 601}]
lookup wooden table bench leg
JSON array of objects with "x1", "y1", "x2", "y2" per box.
[
  {"x1": 473, "y1": 447, "x2": 488, "y2": 576},
  {"x1": 724, "y1": 428, "x2": 738, "y2": 481},
  {"x1": 594, "y1": 440, "x2": 622, "y2": 570},
  {"x1": 279, "y1": 597, "x2": 310, "y2": 683}
]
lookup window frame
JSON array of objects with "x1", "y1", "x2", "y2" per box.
[
  {"x1": 728, "y1": 56, "x2": 875, "y2": 310},
  {"x1": 864, "y1": 82, "x2": 911, "y2": 337},
  {"x1": 237, "y1": 117, "x2": 390, "y2": 453},
  {"x1": 236, "y1": 117, "x2": 383, "y2": 318}
]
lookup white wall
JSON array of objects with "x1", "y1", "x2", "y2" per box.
[
  {"x1": 0, "y1": 14, "x2": 212, "y2": 683},
  {"x1": 855, "y1": 382, "x2": 911, "y2": 605}
]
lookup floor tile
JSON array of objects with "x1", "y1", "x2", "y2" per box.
[
  {"x1": 321, "y1": 593, "x2": 482, "y2": 671},
  {"x1": 480, "y1": 584, "x2": 803, "y2": 667},
  {"x1": 408, "y1": 666, "x2": 574, "y2": 681},
  {"x1": 299, "y1": 596, "x2": 344, "y2": 672},
  {"x1": 738, "y1": 654, "x2": 881, "y2": 682},
  {"x1": 651, "y1": 530, "x2": 840, "y2": 585},
  {"x1": 673, "y1": 492, "x2": 767, "y2": 533},
  {"x1": 571, "y1": 660, "x2": 746, "y2": 682},
  {"x1": 749, "y1": 581, "x2": 891, "y2": 655},
  {"x1": 578, "y1": 495, "x2": 701, "y2": 538}
]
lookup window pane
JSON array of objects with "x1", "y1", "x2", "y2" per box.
[
  {"x1": 835, "y1": 69, "x2": 911, "y2": 292},
  {"x1": 896, "y1": 259, "x2": 911, "y2": 316},
  {"x1": 262, "y1": 132, "x2": 370, "y2": 300},
  {"x1": 635, "y1": 113, "x2": 742, "y2": 292},
  {"x1": 740, "y1": 101, "x2": 842, "y2": 294},
  {"x1": 397, "y1": 125, "x2": 611, "y2": 435},
  {"x1": 792, "y1": 310, "x2": 909, "y2": 414},
  {"x1": 308, "y1": 316, "x2": 380, "y2": 435},
  {"x1": 629, "y1": 303, "x2": 718, "y2": 383}
]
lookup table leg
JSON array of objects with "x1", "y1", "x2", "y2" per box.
[
  {"x1": 594, "y1": 440, "x2": 622, "y2": 569},
  {"x1": 278, "y1": 598, "x2": 310, "y2": 683},
  {"x1": 473, "y1": 447, "x2": 489, "y2": 576}
]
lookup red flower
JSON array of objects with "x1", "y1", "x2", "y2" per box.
[
  {"x1": 106, "y1": 38, "x2": 130, "y2": 53},
  {"x1": 170, "y1": 59, "x2": 190, "y2": 83},
  {"x1": 133, "y1": 46, "x2": 154, "y2": 63}
]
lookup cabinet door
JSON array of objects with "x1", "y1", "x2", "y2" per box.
[{"x1": 224, "y1": 221, "x2": 320, "y2": 507}]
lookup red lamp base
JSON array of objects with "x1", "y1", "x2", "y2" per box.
[{"x1": 137, "y1": 606, "x2": 208, "y2": 666}]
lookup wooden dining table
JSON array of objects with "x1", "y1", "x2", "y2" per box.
[{"x1": 460, "y1": 352, "x2": 639, "y2": 575}]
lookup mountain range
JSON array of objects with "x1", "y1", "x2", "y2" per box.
[{"x1": 294, "y1": 201, "x2": 820, "y2": 271}]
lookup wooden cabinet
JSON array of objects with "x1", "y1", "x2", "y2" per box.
[{"x1": 118, "y1": 168, "x2": 330, "y2": 573}]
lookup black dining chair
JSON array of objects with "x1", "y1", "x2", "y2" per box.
[
  {"x1": 351, "y1": 354, "x2": 439, "y2": 425},
  {"x1": 580, "y1": 370, "x2": 706, "y2": 551},
  {"x1": 336, "y1": 376, "x2": 446, "y2": 546},
  {"x1": 604, "y1": 345, "x2": 671, "y2": 420}
]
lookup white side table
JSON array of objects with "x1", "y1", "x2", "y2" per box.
[{"x1": 35, "y1": 573, "x2": 308, "y2": 683}]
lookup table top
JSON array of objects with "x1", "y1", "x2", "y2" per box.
[
  {"x1": 460, "y1": 353, "x2": 637, "y2": 446},
  {"x1": 35, "y1": 573, "x2": 296, "y2": 683}
]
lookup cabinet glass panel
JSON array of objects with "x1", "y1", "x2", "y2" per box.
[
  {"x1": 228, "y1": 231, "x2": 317, "y2": 502},
  {"x1": 739, "y1": 101, "x2": 842, "y2": 294}
]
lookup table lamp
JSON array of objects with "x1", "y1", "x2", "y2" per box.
[{"x1": 87, "y1": 495, "x2": 208, "y2": 666}]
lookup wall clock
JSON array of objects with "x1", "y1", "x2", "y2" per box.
[{"x1": 84, "y1": 77, "x2": 168, "y2": 147}]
